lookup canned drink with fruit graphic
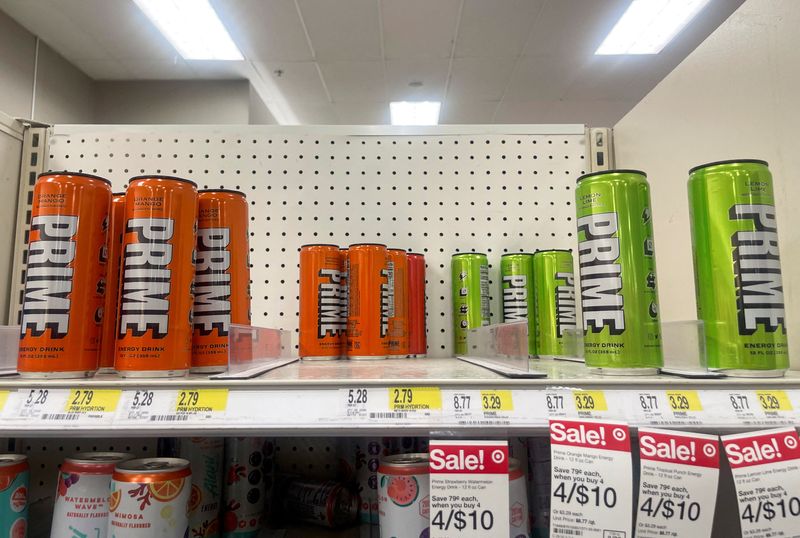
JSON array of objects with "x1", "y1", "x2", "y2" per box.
[
  {"x1": 51, "y1": 452, "x2": 133, "y2": 538},
  {"x1": 222, "y1": 438, "x2": 275, "y2": 537},
  {"x1": 354, "y1": 437, "x2": 394, "y2": 524},
  {"x1": 509, "y1": 458, "x2": 530, "y2": 538},
  {"x1": 378, "y1": 454, "x2": 430, "y2": 538},
  {"x1": 0, "y1": 455, "x2": 29, "y2": 538},
  {"x1": 108, "y1": 457, "x2": 191, "y2": 538},
  {"x1": 283, "y1": 479, "x2": 358, "y2": 528}
]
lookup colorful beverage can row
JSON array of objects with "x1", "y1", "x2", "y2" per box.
[
  {"x1": 99, "y1": 192, "x2": 126, "y2": 372},
  {"x1": 576, "y1": 170, "x2": 663, "y2": 374},
  {"x1": 387, "y1": 249, "x2": 410, "y2": 356},
  {"x1": 51, "y1": 452, "x2": 133, "y2": 538},
  {"x1": 192, "y1": 190, "x2": 252, "y2": 373},
  {"x1": 451, "y1": 253, "x2": 491, "y2": 355},
  {"x1": 283, "y1": 479, "x2": 358, "y2": 528},
  {"x1": 378, "y1": 453, "x2": 430, "y2": 538},
  {"x1": 222, "y1": 437, "x2": 273, "y2": 537},
  {"x1": 347, "y1": 243, "x2": 391, "y2": 359},
  {"x1": 500, "y1": 253, "x2": 536, "y2": 356},
  {"x1": 18, "y1": 172, "x2": 113, "y2": 378},
  {"x1": 688, "y1": 159, "x2": 789, "y2": 376},
  {"x1": 407, "y1": 253, "x2": 427, "y2": 357},
  {"x1": 116, "y1": 175, "x2": 198, "y2": 378},
  {"x1": 109, "y1": 457, "x2": 191, "y2": 538},
  {"x1": 299, "y1": 244, "x2": 346, "y2": 359},
  {"x1": 0, "y1": 455, "x2": 28, "y2": 538},
  {"x1": 533, "y1": 250, "x2": 577, "y2": 358}
]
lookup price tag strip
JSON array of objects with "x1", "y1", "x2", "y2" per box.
[
  {"x1": 429, "y1": 440, "x2": 509, "y2": 537},
  {"x1": 339, "y1": 386, "x2": 442, "y2": 424},
  {"x1": 549, "y1": 418, "x2": 633, "y2": 538},
  {"x1": 443, "y1": 389, "x2": 525, "y2": 426},
  {"x1": 705, "y1": 390, "x2": 799, "y2": 427},
  {"x1": 117, "y1": 389, "x2": 228, "y2": 425},
  {"x1": 722, "y1": 427, "x2": 800, "y2": 537},
  {"x1": 636, "y1": 428, "x2": 720, "y2": 538},
  {"x1": 632, "y1": 390, "x2": 707, "y2": 427},
  {"x1": 1, "y1": 388, "x2": 120, "y2": 426}
]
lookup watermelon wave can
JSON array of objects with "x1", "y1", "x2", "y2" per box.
[
  {"x1": 0, "y1": 455, "x2": 28, "y2": 538},
  {"x1": 378, "y1": 454, "x2": 430, "y2": 538},
  {"x1": 500, "y1": 253, "x2": 536, "y2": 356},
  {"x1": 452, "y1": 253, "x2": 491, "y2": 355},
  {"x1": 533, "y1": 250, "x2": 577, "y2": 358},
  {"x1": 576, "y1": 170, "x2": 663, "y2": 374},
  {"x1": 688, "y1": 159, "x2": 789, "y2": 376}
]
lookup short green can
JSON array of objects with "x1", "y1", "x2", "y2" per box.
[
  {"x1": 575, "y1": 169, "x2": 663, "y2": 373},
  {"x1": 533, "y1": 250, "x2": 577, "y2": 358},
  {"x1": 500, "y1": 253, "x2": 536, "y2": 355},
  {"x1": 452, "y1": 253, "x2": 490, "y2": 355},
  {"x1": 688, "y1": 159, "x2": 788, "y2": 376}
]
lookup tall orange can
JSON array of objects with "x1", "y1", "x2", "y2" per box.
[
  {"x1": 98, "y1": 192, "x2": 126, "y2": 372},
  {"x1": 387, "y1": 249, "x2": 409, "y2": 357},
  {"x1": 347, "y1": 243, "x2": 390, "y2": 360},
  {"x1": 115, "y1": 176, "x2": 197, "y2": 377},
  {"x1": 299, "y1": 244, "x2": 345, "y2": 359},
  {"x1": 340, "y1": 247, "x2": 349, "y2": 357},
  {"x1": 18, "y1": 172, "x2": 112, "y2": 378},
  {"x1": 192, "y1": 189, "x2": 252, "y2": 373},
  {"x1": 407, "y1": 253, "x2": 427, "y2": 357}
]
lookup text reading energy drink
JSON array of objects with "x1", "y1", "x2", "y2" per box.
[
  {"x1": 347, "y1": 244, "x2": 390, "y2": 359},
  {"x1": 500, "y1": 253, "x2": 536, "y2": 355},
  {"x1": 18, "y1": 172, "x2": 112, "y2": 378},
  {"x1": 387, "y1": 249, "x2": 409, "y2": 356},
  {"x1": 533, "y1": 250, "x2": 577, "y2": 358},
  {"x1": 688, "y1": 159, "x2": 788, "y2": 376},
  {"x1": 451, "y1": 253, "x2": 490, "y2": 355},
  {"x1": 300, "y1": 244, "x2": 345, "y2": 359},
  {"x1": 116, "y1": 176, "x2": 198, "y2": 377},
  {"x1": 576, "y1": 170, "x2": 662, "y2": 374}
]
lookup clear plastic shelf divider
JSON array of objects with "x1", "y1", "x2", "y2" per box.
[
  {"x1": 660, "y1": 320, "x2": 721, "y2": 378},
  {"x1": 0, "y1": 326, "x2": 19, "y2": 376},
  {"x1": 210, "y1": 323, "x2": 297, "y2": 380},
  {"x1": 458, "y1": 321, "x2": 546, "y2": 378}
]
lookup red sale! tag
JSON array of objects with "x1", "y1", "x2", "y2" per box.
[
  {"x1": 549, "y1": 418, "x2": 633, "y2": 538},
  {"x1": 636, "y1": 428, "x2": 720, "y2": 538},
  {"x1": 429, "y1": 440, "x2": 510, "y2": 537},
  {"x1": 722, "y1": 428, "x2": 800, "y2": 537}
]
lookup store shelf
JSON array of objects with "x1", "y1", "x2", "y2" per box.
[{"x1": 1, "y1": 359, "x2": 799, "y2": 436}]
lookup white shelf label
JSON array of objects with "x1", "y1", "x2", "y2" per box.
[
  {"x1": 550, "y1": 418, "x2": 633, "y2": 538},
  {"x1": 117, "y1": 389, "x2": 228, "y2": 425},
  {"x1": 443, "y1": 389, "x2": 525, "y2": 426},
  {"x1": 632, "y1": 390, "x2": 707, "y2": 427},
  {"x1": 429, "y1": 440, "x2": 509, "y2": 537},
  {"x1": 636, "y1": 428, "x2": 720, "y2": 538},
  {"x1": 723, "y1": 428, "x2": 800, "y2": 538},
  {"x1": 704, "y1": 390, "x2": 799, "y2": 426}
]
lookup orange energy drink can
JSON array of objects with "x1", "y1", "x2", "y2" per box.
[
  {"x1": 18, "y1": 172, "x2": 112, "y2": 378},
  {"x1": 116, "y1": 176, "x2": 198, "y2": 378},
  {"x1": 299, "y1": 244, "x2": 345, "y2": 359},
  {"x1": 387, "y1": 249, "x2": 409, "y2": 356},
  {"x1": 340, "y1": 247, "x2": 349, "y2": 356},
  {"x1": 407, "y1": 253, "x2": 427, "y2": 357},
  {"x1": 98, "y1": 192, "x2": 125, "y2": 372},
  {"x1": 347, "y1": 243, "x2": 390, "y2": 360},
  {"x1": 192, "y1": 189, "x2": 252, "y2": 373}
]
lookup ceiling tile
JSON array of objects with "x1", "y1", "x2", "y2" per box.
[
  {"x1": 447, "y1": 57, "x2": 516, "y2": 101},
  {"x1": 319, "y1": 61, "x2": 386, "y2": 103},
  {"x1": 333, "y1": 101, "x2": 390, "y2": 124},
  {"x1": 503, "y1": 55, "x2": 577, "y2": 102},
  {"x1": 212, "y1": 0, "x2": 313, "y2": 62},
  {"x1": 255, "y1": 61, "x2": 329, "y2": 104},
  {"x1": 298, "y1": 0, "x2": 382, "y2": 61},
  {"x1": 455, "y1": 0, "x2": 544, "y2": 58},
  {"x1": 440, "y1": 100, "x2": 498, "y2": 124},
  {"x1": 385, "y1": 59, "x2": 449, "y2": 101},
  {"x1": 381, "y1": 0, "x2": 460, "y2": 60}
]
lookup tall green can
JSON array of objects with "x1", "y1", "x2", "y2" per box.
[
  {"x1": 575, "y1": 170, "x2": 663, "y2": 374},
  {"x1": 452, "y1": 253, "x2": 490, "y2": 355},
  {"x1": 688, "y1": 159, "x2": 788, "y2": 376},
  {"x1": 533, "y1": 250, "x2": 577, "y2": 358},
  {"x1": 500, "y1": 253, "x2": 536, "y2": 355}
]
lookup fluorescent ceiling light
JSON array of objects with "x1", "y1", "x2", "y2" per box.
[
  {"x1": 595, "y1": 0, "x2": 711, "y2": 55},
  {"x1": 133, "y1": 0, "x2": 243, "y2": 60},
  {"x1": 390, "y1": 101, "x2": 441, "y2": 126}
]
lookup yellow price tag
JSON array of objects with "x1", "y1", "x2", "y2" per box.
[
  {"x1": 0, "y1": 391, "x2": 8, "y2": 412},
  {"x1": 481, "y1": 390, "x2": 513, "y2": 411},
  {"x1": 65, "y1": 389, "x2": 121, "y2": 413},
  {"x1": 666, "y1": 390, "x2": 702, "y2": 412},
  {"x1": 175, "y1": 389, "x2": 228, "y2": 412},
  {"x1": 389, "y1": 387, "x2": 442, "y2": 411},
  {"x1": 573, "y1": 390, "x2": 608, "y2": 412},
  {"x1": 756, "y1": 390, "x2": 793, "y2": 412}
]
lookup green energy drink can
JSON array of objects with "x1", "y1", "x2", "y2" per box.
[
  {"x1": 576, "y1": 170, "x2": 663, "y2": 374},
  {"x1": 533, "y1": 250, "x2": 577, "y2": 358},
  {"x1": 451, "y1": 253, "x2": 490, "y2": 355},
  {"x1": 688, "y1": 159, "x2": 788, "y2": 376},
  {"x1": 500, "y1": 253, "x2": 536, "y2": 355}
]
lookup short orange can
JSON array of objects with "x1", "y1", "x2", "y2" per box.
[
  {"x1": 98, "y1": 192, "x2": 126, "y2": 372},
  {"x1": 299, "y1": 244, "x2": 345, "y2": 359},
  {"x1": 192, "y1": 189, "x2": 252, "y2": 373},
  {"x1": 115, "y1": 176, "x2": 197, "y2": 377},
  {"x1": 18, "y1": 171, "x2": 112, "y2": 378},
  {"x1": 346, "y1": 243, "x2": 390, "y2": 360},
  {"x1": 387, "y1": 249, "x2": 409, "y2": 357}
]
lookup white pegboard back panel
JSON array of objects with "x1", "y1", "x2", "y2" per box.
[{"x1": 45, "y1": 124, "x2": 588, "y2": 356}]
